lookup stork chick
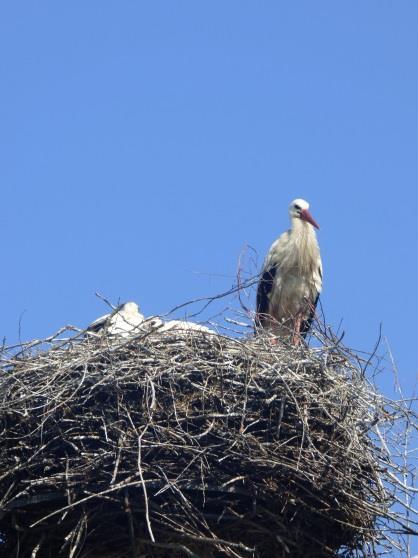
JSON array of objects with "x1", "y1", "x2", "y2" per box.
[
  {"x1": 87, "y1": 301, "x2": 145, "y2": 338},
  {"x1": 255, "y1": 198, "x2": 322, "y2": 344}
]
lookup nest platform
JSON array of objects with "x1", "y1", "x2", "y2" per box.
[{"x1": 0, "y1": 325, "x2": 415, "y2": 557}]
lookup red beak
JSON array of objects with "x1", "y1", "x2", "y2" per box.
[{"x1": 300, "y1": 208, "x2": 320, "y2": 229}]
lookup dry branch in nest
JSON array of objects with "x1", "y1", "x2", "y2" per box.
[{"x1": 0, "y1": 317, "x2": 416, "y2": 557}]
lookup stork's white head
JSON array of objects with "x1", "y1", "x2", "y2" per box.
[
  {"x1": 121, "y1": 302, "x2": 140, "y2": 315},
  {"x1": 289, "y1": 198, "x2": 320, "y2": 229}
]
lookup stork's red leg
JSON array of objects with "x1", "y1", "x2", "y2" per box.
[{"x1": 292, "y1": 314, "x2": 302, "y2": 346}]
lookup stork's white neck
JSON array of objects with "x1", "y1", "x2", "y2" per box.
[
  {"x1": 290, "y1": 217, "x2": 316, "y2": 235},
  {"x1": 287, "y1": 218, "x2": 320, "y2": 273}
]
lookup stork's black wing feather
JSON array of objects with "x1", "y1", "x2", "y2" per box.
[
  {"x1": 300, "y1": 293, "x2": 319, "y2": 338},
  {"x1": 300, "y1": 266, "x2": 322, "y2": 338},
  {"x1": 255, "y1": 264, "x2": 278, "y2": 328},
  {"x1": 86, "y1": 317, "x2": 108, "y2": 333},
  {"x1": 86, "y1": 303, "x2": 125, "y2": 333}
]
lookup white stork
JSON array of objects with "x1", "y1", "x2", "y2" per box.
[
  {"x1": 255, "y1": 198, "x2": 322, "y2": 344},
  {"x1": 157, "y1": 320, "x2": 215, "y2": 334},
  {"x1": 87, "y1": 302, "x2": 145, "y2": 338},
  {"x1": 87, "y1": 303, "x2": 215, "y2": 338}
]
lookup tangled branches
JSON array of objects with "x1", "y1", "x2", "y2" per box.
[{"x1": 0, "y1": 323, "x2": 416, "y2": 557}]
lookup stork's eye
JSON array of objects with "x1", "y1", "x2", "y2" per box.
[{"x1": 294, "y1": 204, "x2": 301, "y2": 210}]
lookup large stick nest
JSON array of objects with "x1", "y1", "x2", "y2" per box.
[{"x1": 0, "y1": 321, "x2": 415, "y2": 557}]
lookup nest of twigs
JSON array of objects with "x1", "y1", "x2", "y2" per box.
[{"x1": 0, "y1": 319, "x2": 415, "y2": 557}]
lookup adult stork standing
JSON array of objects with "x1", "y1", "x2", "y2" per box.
[{"x1": 255, "y1": 198, "x2": 322, "y2": 344}]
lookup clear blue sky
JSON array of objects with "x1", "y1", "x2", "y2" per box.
[{"x1": 0, "y1": 1, "x2": 417, "y2": 549}]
